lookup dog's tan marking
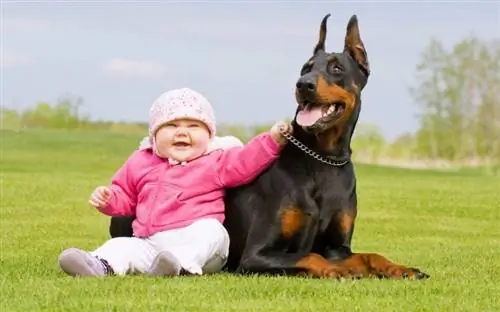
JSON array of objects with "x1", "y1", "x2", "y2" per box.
[
  {"x1": 315, "y1": 76, "x2": 357, "y2": 149},
  {"x1": 338, "y1": 211, "x2": 356, "y2": 236},
  {"x1": 280, "y1": 205, "x2": 304, "y2": 239}
]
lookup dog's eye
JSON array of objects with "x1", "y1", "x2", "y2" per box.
[
  {"x1": 328, "y1": 64, "x2": 343, "y2": 74},
  {"x1": 301, "y1": 64, "x2": 313, "y2": 75}
]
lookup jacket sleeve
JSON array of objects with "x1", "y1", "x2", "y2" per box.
[
  {"x1": 216, "y1": 132, "x2": 282, "y2": 188},
  {"x1": 97, "y1": 152, "x2": 139, "y2": 217}
]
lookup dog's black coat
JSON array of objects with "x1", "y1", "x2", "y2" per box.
[{"x1": 109, "y1": 14, "x2": 428, "y2": 279}]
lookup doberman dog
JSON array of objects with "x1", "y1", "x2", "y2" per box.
[{"x1": 109, "y1": 14, "x2": 429, "y2": 280}]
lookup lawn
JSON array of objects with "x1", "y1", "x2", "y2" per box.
[{"x1": 1, "y1": 129, "x2": 499, "y2": 311}]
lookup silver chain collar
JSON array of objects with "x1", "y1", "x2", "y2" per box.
[{"x1": 279, "y1": 128, "x2": 350, "y2": 167}]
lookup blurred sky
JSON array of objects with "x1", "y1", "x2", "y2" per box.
[{"x1": 2, "y1": 1, "x2": 499, "y2": 139}]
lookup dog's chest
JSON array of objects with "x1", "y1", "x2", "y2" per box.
[{"x1": 311, "y1": 173, "x2": 354, "y2": 230}]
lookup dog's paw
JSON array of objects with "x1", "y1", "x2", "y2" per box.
[
  {"x1": 382, "y1": 266, "x2": 430, "y2": 280},
  {"x1": 322, "y1": 265, "x2": 365, "y2": 280},
  {"x1": 401, "y1": 267, "x2": 430, "y2": 280}
]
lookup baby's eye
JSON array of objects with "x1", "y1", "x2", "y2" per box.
[{"x1": 188, "y1": 124, "x2": 200, "y2": 128}]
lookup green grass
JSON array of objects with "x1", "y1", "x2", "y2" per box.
[{"x1": 1, "y1": 128, "x2": 499, "y2": 311}]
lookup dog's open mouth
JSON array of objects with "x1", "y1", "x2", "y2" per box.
[{"x1": 296, "y1": 100, "x2": 345, "y2": 127}]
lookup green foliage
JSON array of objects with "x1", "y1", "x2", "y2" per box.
[
  {"x1": 1, "y1": 96, "x2": 90, "y2": 130},
  {"x1": 1, "y1": 97, "x2": 149, "y2": 134},
  {"x1": 351, "y1": 123, "x2": 386, "y2": 162},
  {"x1": 385, "y1": 132, "x2": 416, "y2": 159},
  {"x1": 410, "y1": 36, "x2": 500, "y2": 164},
  {"x1": 0, "y1": 108, "x2": 22, "y2": 130}
]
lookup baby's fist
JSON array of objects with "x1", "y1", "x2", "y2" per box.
[
  {"x1": 270, "y1": 121, "x2": 293, "y2": 146},
  {"x1": 89, "y1": 186, "x2": 111, "y2": 209}
]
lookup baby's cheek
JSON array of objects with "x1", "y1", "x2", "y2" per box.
[
  {"x1": 196, "y1": 136, "x2": 210, "y2": 151},
  {"x1": 155, "y1": 139, "x2": 171, "y2": 157},
  {"x1": 200, "y1": 134, "x2": 210, "y2": 145},
  {"x1": 156, "y1": 145, "x2": 169, "y2": 157}
]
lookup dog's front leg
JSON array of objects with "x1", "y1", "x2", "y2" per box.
[
  {"x1": 238, "y1": 248, "x2": 364, "y2": 279},
  {"x1": 329, "y1": 253, "x2": 430, "y2": 280},
  {"x1": 318, "y1": 189, "x2": 358, "y2": 262},
  {"x1": 320, "y1": 196, "x2": 429, "y2": 280},
  {"x1": 236, "y1": 203, "x2": 358, "y2": 279}
]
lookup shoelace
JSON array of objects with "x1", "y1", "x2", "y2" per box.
[{"x1": 97, "y1": 257, "x2": 115, "y2": 275}]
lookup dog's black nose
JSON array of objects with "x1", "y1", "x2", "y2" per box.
[{"x1": 296, "y1": 78, "x2": 316, "y2": 93}]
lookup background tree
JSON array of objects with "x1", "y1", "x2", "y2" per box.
[{"x1": 410, "y1": 36, "x2": 500, "y2": 164}]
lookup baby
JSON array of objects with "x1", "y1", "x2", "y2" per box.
[{"x1": 58, "y1": 87, "x2": 292, "y2": 277}]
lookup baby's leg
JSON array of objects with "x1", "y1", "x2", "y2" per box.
[
  {"x1": 151, "y1": 218, "x2": 230, "y2": 275},
  {"x1": 59, "y1": 237, "x2": 157, "y2": 277},
  {"x1": 91, "y1": 237, "x2": 157, "y2": 276}
]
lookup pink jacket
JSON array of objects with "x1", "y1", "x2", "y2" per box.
[{"x1": 98, "y1": 132, "x2": 282, "y2": 238}]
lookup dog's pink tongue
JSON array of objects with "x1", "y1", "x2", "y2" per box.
[{"x1": 296, "y1": 107, "x2": 323, "y2": 126}]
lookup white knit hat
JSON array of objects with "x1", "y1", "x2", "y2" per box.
[{"x1": 148, "y1": 88, "x2": 216, "y2": 143}]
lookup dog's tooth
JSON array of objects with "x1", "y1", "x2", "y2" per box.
[{"x1": 327, "y1": 105, "x2": 335, "y2": 114}]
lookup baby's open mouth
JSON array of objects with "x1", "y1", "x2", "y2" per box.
[{"x1": 173, "y1": 142, "x2": 190, "y2": 147}]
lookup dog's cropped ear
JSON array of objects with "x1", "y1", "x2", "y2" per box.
[
  {"x1": 313, "y1": 13, "x2": 331, "y2": 55},
  {"x1": 344, "y1": 15, "x2": 370, "y2": 77}
]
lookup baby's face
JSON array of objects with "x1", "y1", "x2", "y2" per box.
[{"x1": 155, "y1": 118, "x2": 210, "y2": 162}]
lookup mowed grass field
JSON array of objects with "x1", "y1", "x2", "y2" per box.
[{"x1": 1, "y1": 128, "x2": 499, "y2": 312}]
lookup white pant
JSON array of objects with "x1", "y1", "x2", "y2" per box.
[{"x1": 91, "y1": 218, "x2": 229, "y2": 276}]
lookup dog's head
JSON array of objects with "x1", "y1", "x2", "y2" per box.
[{"x1": 294, "y1": 14, "x2": 370, "y2": 150}]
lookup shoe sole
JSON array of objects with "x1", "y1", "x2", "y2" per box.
[
  {"x1": 59, "y1": 248, "x2": 103, "y2": 277},
  {"x1": 148, "y1": 250, "x2": 181, "y2": 277}
]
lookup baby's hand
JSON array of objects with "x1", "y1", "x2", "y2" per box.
[
  {"x1": 89, "y1": 186, "x2": 111, "y2": 209},
  {"x1": 270, "y1": 121, "x2": 293, "y2": 146}
]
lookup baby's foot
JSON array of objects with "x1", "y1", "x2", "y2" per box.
[
  {"x1": 58, "y1": 248, "x2": 113, "y2": 277},
  {"x1": 148, "y1": 250, "x2": 182, "y2": 277}
]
